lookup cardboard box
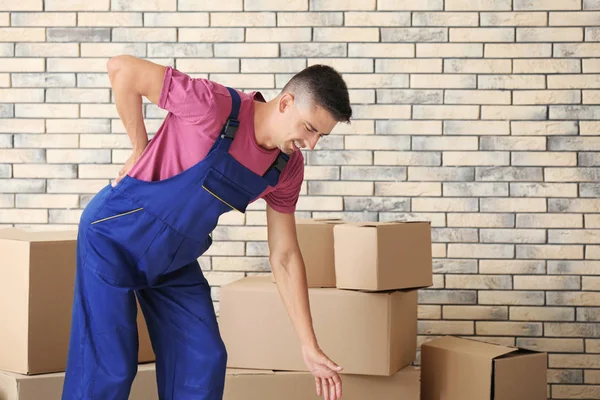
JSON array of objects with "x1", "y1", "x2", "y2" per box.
[
  {"x1": 0, "y1": 228, "x2": 154, "y2": 375},
  {"x1": 272, "y1": 218, "x2": 344, "y2": 288},
  {"x1": 334, "y1": 221, "x2": 433, "y2": 291},
  {"x1": 0, "y1": 363, "x2": 159, "y2": 400},
  {"x1": 420, "y1": 336, "x2": 547, "y2": 400},
  {"x1": 220, "y1": 276, "x2": 417, "y2": 376}
]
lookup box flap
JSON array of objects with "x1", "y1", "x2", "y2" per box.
[
  {"x1": 226, "y1": 368, "x2": 275, "y2": 376},
  {"x1": 0, "y1": 228, "x2": 77, "y2": 242},
  {"x1": 424, "y1": 336, "x2": 518, "y2": 360},
  {"x1": 494, "y1": 351, "x2": 547, "y2": 400}
]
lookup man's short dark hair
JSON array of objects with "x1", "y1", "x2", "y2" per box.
[{"x1": 282, "y1": 64, "x2": 352, "y2": 123}]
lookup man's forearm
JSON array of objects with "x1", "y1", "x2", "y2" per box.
[
  {"x1": 107, "y1": 57, "x2": 149, "y2": 153},
  {"x1": 271, "y1": 251, "x2": 318, "y2": 349}
]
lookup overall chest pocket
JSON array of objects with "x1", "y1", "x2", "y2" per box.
[{"x1": 201, "y1": 168, "x2": 253, "y2": 214}]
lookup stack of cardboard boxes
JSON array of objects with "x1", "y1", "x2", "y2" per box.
[
  {"x1": 0, "y1": 222, "x2": 549, "y2": 399},
  {"x1": 218, "y1": 219, "x2": 433, "y2": 399}
]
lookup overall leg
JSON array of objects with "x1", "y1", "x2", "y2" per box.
[
  {"x1": 62, "y1": 229, "x2": 140, "y2": 400},
  {"x1": 137, "y1": 261, "x2": 227, "y2": 400}
]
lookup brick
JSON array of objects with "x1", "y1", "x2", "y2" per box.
[
  {"x1": 480, "y1": 260, "x2": 545, "y2": 274},
  {"x1": 48, "y1": 28, "x2": 111, "y2": 42},
  {"x1": 551, "y1": 229, "x2": 600, "y2": 244},
  {"x1": 378, "y1": 0, "x2": 442, "y2": 10},
  {"x1": 381, "y1": 213, "x2": 445, "y2": 227},
  {"x1": 78, "y1": 165, "x2": 120, "y2": 179},
  {"x1": 245, "y1": 0, "x2": 306, "y2": 10},
  {"x1": 12, "y1": 73, "x2": 75, "y2": 88},
  {"x1": 204, "y1": 242, "x2": 245, "y2": 257},
  {"x1": 481, "y1": 11, "x2": 547, "y2": 26},
  {"x1": 0, "y1": 44, "x2": 12, "y2": 57},
  {"x1": 516, "y1": 0, "x2": 581, "y2": 9},
  {"x1": 579, "y1": 307, "x2": 600, "y2": 323},
  {"x1": 514, "y1": 59, "x2": 581, "y2": 74},
  {"x1": 212, "y1": 257, "x2": 270, "y2": 272},
  {"x1": 303, "y1": 166, "x2": 339, "y2": 181},
  {"x1": 550, "y1": 11, "x2": 600, "y2": 26},
  {"x1": 520, "y1": 27, "x2": 585, "y2": 42},
  {"x1": 77, "y1": 11, "x2": 143, "y2": 26},
  {"x1": 545, "y1": 168, "x2": 600, "y2": 182},
  {"x1": 446, "y1": 275, "x2": 512, "y2": 290},
  {"x1": 481, "y1": 198, "x2": 546, "y2": 212},
  {"x1": 0, "y1": 209, "x2": 47, "y2": 224},
  {"x1": 351, "y1": 104, "x2": 410, "y2": 118},
  {"x1": 377, "y1": 121, "x2": 441, "y2": 135},
  {"x1": 444, "y1": 59, "x2": 511, "y2": 74},
  {"x1": 550, "y1": 138, "x2": 600, "y2": 152},
  {"x1": 550, "y1": 355, "x2": 600, "y2": 369},
  {"x1": 376, "y1": 60, "x2": 442, "y2": 73},
  {"x1": 179, "y1": 0, "x2": 241, "y2": 10},
  {"x1": 480, "y1": 228, "x2": 546, "y2": 244},
  {"x1": 447, "y1": 213, "x2": 514, "y2": 228},
  {"x1": 0, "y1": 58, "x2": 45, "y2": 72},
  {"x1": 348, "y1": 43, "x2": 413, "y2": 57},
  {"x1": 480, "y1": 291, "x2": 544, "y2": 305},
  {"x1": 516, "y1": 276, "x2": 581, "y2": 291},
  {"x1": 482, "y1": 106, "x2": 547, "y2": 120},
  {"x1": 345, "y1": 11, "x2": 409, "y2": 26},
  {"x1": 486, "y1": 43, "x2": 551, "y2": 58},
  {"x1": 46, "y1": 150, "x2": 110, "y2": 164},
  {"x1": 419, "y1": 305, "x2": 441, "y2": 319},
  {"x1": 443, "y1": 305, "x2": 507, "y2": 320},
  {"x1": 451, "y1": 28, "x2": 514, "y2": 42},
  {"x1": 443, "y1": 152, "x2": 509, "y2": 166},
  {"x1": 418, "y1": 290, "x2": 477, "y2": 305},
  {"x1": 241, "y1": 58, "x2": 306, "y2": 73},
  {"x1": 111, "y1": 0, "x2": 174, "y2": 10},
  {"x1": 583, "y1": 59, "x2": 600, "y2": 72},
  {"x1": 445, "y1": 90, "x2": 511, "y2": 105},
  {"x1": 417, "y1": 43, "x2": 483, "y2": 58},
  {"x1": 411, "y1": 75, "x2": 476, "y2": 90},
  {"x1": 413, "y1": 12, "x2": 477, "y2": 26},
  {"x1": 112, "y1": 27, "x2": 176, "y2": 42},
  {"x1": 477, "y1": 322, "x2": 542, "y2": 336},
  {"x1": 586, "y1": 369, "x2": 600, "y2": 383},
  {"x1": 448, "y1": 244, "x2": 513, "y2": 259},
  {"x1": 342, "y1": 166, "x2": 407, "y2": 181},
  {"x1": 46, "y1": 58, "x2": 108, "y2": 73},
  {"x1": 377, "y1": 89, "x2": 442, "y2": 105},
  {"x1": 586, "y1": 0, "x2": 600, "y2": 9},
  {"x1": 554, "y1": 43, "x2": 600, "y2": 57},
  {"x1": 0, "y1": 89, "x2": 43, "y2": 103},
  {"x1": 0, "y1": 105, "x2": 12, "y2": 117},
  {"x1": 330, "y1": 121, "x2": 373, "y2": 136},
  {"x1": 584, "y1": 90, "x2": 600, "y2": 104},
  {"x1": 550, "y1": 199, "x2": 600, "y2": 213},
  {"x1": 15, "y1": 134, "x2": 78, "y2": 149},
  {"x1": 47, "y1": 119, "x2": 109, "y2": 134},
  {"x1": 0, "y1": 27, "x2": 46, "y2": 42},
  {"x1": 308, "y1": 58, "x2": 373, "y2": 73},
  {"x1": 446, "y1": 0, "x2": 510, "y2": 10},
  {"x1": 345, "y1": 135, "x2": 410, "y2": 151},
  {"x1": 375, "y1": 152, "x2": 441, "y2": 166},
  {"x1": 413, "y1": 198, "x2": 478, "y2": 212},
  {"x1": 517, "y1": 90, "x2": 581, "y2": 106},
  {"x1": 412, "y1": 136, "x2": 478, "y2": 150},
  {"x1": 315, "y1": 27, "x2": 381, "y2": 42},
  {"x1": 277, "y1": 11, "x2": 341, "y2": 26},
  {"x1": 179, "y1": 28, "x2": 244, "y2": 42},
  {"x1": 148, "y1": 43, "x2": 211, "y2": 58},
  {"x1": 512, "y1": 153, "x2": 577, "y2": 167},
  {"x1": 413, "y1": 105, "x2": 479, "y2": 119},
  {"x1": 375, "y1": 182, "x2": 442, "y2": 196},
  {"x1": 444, "y1": 121, "x2": 509, "y2": 135},
  {"x1": 549, "y1": 75, "x2": 600, "y2": 89},
  {"x1": 80, "y1": 43, "x2": 146, "y2": 57},
  {"x1": 476, "y1": 167, "x2": 543, "y2": 181},
  {"x1": 553, "y1": 384, "x2": 600, "y2": 398},
  {"x1": 512, "y1": 121, "x2": 578, "y2": 136},
  {"x1": 0, "y1": 149, "x2": 44, "y2": 163},
  {"x1": 511, "y1": 306, "x2": 575, "y2": 322},
  {"x1": 310, "y1": 0, "x2": 374, "y2": 10},
  {"x1": 216, "y1": 43, "x2": 278, "y2": 58},
  {"x1": 408, "y1": 166, "x2": 474, "y2": 183},
  {"x1": 381, "y1": 27, "x2": 447, "y2": 42},
  {"x1": 343, "y1": 197, "x2": 409, "y2": 212},
  {"x1": 481, "y1": 136, "x2": 546, "y2": 151},
  {"x1": 209, "y1": 12, "x2": 273, "y2": 27},
  {"x1": 343, "y1": 74, "x2": 409, "y2": 89},
  {"x1": 12, "y1": 12, "x2": 76, "y2": 26},
  {"x1": 0, "y1": 194, "x2": 13, "y2": 207},
  {"x1": 549, "y1": 293, "x2": 600, "y2": 307},
  {"x1": 518, "y1": 338, "x2": 583, "y2": 353},
  {"x1": 478, "y1": 75, "x2": 546, "y2": 89},
  {"x1": 511, "y1": 183, "x2": 577, "y2": 198},
  {"x1": 431, "y1": 259, "x2": 476, "y2": 274},
  {"x1": 0, "y1": 179, "x2": 45, "y2": 193},
  {"x1": 517, "y1": 245, "x2": 583, "y2": 259},
  {"x1": 433, "y1": 228, "x2": 479, "y2": 243},
  {"x1": 48, "y1": 88, "x2": 109, "y2": 103},
  {"x1": 443, "y1": 182, "x2": 508, "y2": 196},
  {"x1": 176, "y1": 59, "x2": 239, "y2": 73},
  {"x1": 211, "y1": 74, "x2": 274, "y2": 89},
  {"x1": 418, "y1": 321, "x2": 474, "y2": 335},
  {"x1": 587, "y1": 215, "x2": 600, "y2": 228},
  {"x1": 588, "y1": 246, "x2": 600, "y2": 259},
  {"x1": 308, "y1": 181, "x2": 372, "y2": 196},
  {"x1": 0, "y1": 0, "x2": 41, "y2": 10}
]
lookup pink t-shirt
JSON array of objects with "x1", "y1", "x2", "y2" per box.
[{"x1": 128, "y1": 66, "x2": 304, "y2": 214}]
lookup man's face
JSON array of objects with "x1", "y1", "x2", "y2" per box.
[{"x1": 277, "y1": 93, "x2": 338, "y2": 155}]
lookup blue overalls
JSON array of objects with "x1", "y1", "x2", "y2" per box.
[{"x1": 62, "y1": 88, "x2": 289, "y2": 399}]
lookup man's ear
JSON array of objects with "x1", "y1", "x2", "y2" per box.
[{"x1": 279, "y1": 92, "x2": 294, "y2": 114}]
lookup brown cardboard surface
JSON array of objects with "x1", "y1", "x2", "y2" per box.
[
  {"x1": 421, "y1": 336, "x2": 547, "y2": 400},
  {"x1": 0, "y1": 228, "x2": 155, "y2": 375},
  {"x1": 334, "y1": 221, "x2": 433, "y2": 291},
  {"x1": 272, "y1": 218, "x2": 344, "y2": 288},
  {"x1": 0, "y1": 363, "x2": 159, "y2": 400},
  {"x1": 220, "y1": 276, "x2": 417, "y2": 376}
]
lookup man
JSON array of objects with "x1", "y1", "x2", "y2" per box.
[{"x1": 62, "y1": 55, "x2": 352, "y2": 400}]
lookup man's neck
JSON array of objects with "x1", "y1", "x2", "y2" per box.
[{"x1": 253, "y1": 100, "x2": 277, "y2": 150}]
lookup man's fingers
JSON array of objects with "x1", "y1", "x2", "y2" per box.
[
  {"x1": 315, "y1": 377, "x2": 321, "y2": 397},
  {"x1": 332, "y1": 374, "x2": 342, "y2": 399},
  {"x1": 323, "y1": 378, "x2": 330, "y2": 400},
  {"x1": 328, "y1": 377, "x2": 335, "y2": 399}
]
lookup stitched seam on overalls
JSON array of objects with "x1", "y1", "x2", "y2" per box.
[
  {"x1": 90, "y1": 207, "x2": 144, "y2": 225},
  {"x1": 201, "y1": 184, "x2": 241, "y2": 213}
]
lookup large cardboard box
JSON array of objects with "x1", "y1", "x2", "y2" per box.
[
  {"x1": 220, "y1": 276, "x2": 417, "y2": 376},
  {"x1": 0, "y1": 363, "x2": 158, "y2": 400},
  {"x1": 420, "y1": 336, "x2": 547, "y2": 400},
  {"x1": 0, "y1": 228, "x2": 154, "y2": 375},
  {"x1": 334, "y1": 221, "x2": 432, "y2": 291},
  {"x1": 272, "y1": 218, "x2": 344, "y2": 288}
]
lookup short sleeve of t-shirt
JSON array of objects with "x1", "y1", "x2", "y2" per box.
[
  {"x1": 262, "y1": 151, "x2": 304, "y2": 214},
  {"x1": 158, "y1": 66, "x2": 220, "y2": 123}
]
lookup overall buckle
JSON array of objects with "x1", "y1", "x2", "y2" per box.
[
  {"x1": 272, "y1": 153, "x2": 290, "y2": 173},
  {"x1": 221, "y1": 118, "x2": 239, "y2": 139}
]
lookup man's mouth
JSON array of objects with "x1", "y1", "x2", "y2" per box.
[{"x1": 293, "y1": 140, "x2": 302, "y2": 151}]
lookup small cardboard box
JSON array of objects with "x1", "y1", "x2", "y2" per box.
[
  {"x1": 0, "y1": 363, "x2": 158, "y2": 400},
  {"x1": 272, "y1": 218, "x2": 344, "y2": 288},
  {"x1": 220, "y1": 276, "x2": 417, "y2": 376},
  {"x1": 334, "y1": 221, "x2": 432, "y2": 291},
  {"x1": 420, "y1": 336, "x2": 547, "y2": 400},
  {"x1": 0, "y1": 228, "x2": 155, "y2": 375}
]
